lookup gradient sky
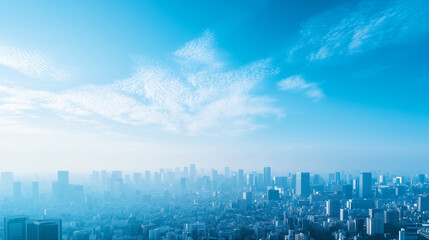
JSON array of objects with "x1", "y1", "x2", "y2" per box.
[{"x1": 0, "y1": 0, "x2": 428, "y2": 174}]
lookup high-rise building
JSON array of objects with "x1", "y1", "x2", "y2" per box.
[
  {"x1": 340, "y1": 209, "x2": 349, "y2": 220},
  {"x1": 13, "y1": 182, "x2": 21, "y2": 199},
  {"x1": 335, "y1": 172, "x2": 341, "y2": 184},
  {"x1": 384, "y1": 210, "x2": 399, "y2": 226},
  {"x1": 326, "y1": 200, "x2": 340, "y2": 217},
  {"x1": 366, "y1": 217, "x2": 384, "y2": 236},
  {"x1": 267, "y1": 188, "x2": 280, "y2": 201},
  {"x1": 359, "y1": 172, "x2": 372, "y2": 198},
  {"x1": 190, "y1": 164, "x2": 196, "y2": 181},
  {"x1": 247, "y1": 174, "x2": 254, "y2": 186},
  {"x1": 53, "y1": 171, "x2": 70, "y2": 199},
  {"x1": 264, "y1": 167, "x2": 271, "y2": 186},
  {"x1": 296, "y1": 172, "x2": 310, "y2": 197},
  {"x1": 149, "y1": 229, "x2": 160, "y2": 240},
  {"x1": 224, "y1": 167, "x2": 230, "y2": 178},
  {"x1": 418, "y1": 196, "x2": 429, "y2": 212},
  {"x1": 4, "y1": 216, "x2": 28, "y2": 240},
  {"x1": 26, "y1": 219, "x2": 62, "y2": 240},
  {"x1": 57, "y1": 171, "x2": 69, "y2": 185},
  {"x1": 133, "y1": 172, "x2": 142, "y2": 185},
  {"x1": 238, "y1": 169, "x2": 244, "y2": 188}
]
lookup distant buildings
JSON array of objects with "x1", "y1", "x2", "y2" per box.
[
  {"x1": 359, "y1": 172, "x2": 372, "y2": 198},
  {"x1": 264, "y1": 167, "x2": 271, "y2": 186},
  {"x1": 326, "y1": 200, "x2": 340, "y2": 217},
  {"x1": 296, "y1": 172, "x2": 310, "y2": 197}
]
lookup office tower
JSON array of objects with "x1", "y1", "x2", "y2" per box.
[
  {"x1": 329, "y1": 173, "x2": 335, "y2": 183},
  {"x1": 267, "y1": 189, "x2": 280, "y2": 201},
  {"x1": 243, "y1": 191, "x2": 253, "y2": 206},
  {"x1": 399, "y1": 229, "x2": 406, "y2": 240},
  {"x1": 32, "y1": 182, "x2": 39, "y2": 200},
  {"x1": 133, "y1": 172, "x2": 142, "y2": 185},
  {"x1": 366, "y1": 217, "x2": 384, "y2": 236},
  {"x1": 326, "y1": 200, "x2": 340, "y2": 217},
  {"x1": 1, "y1": 172, "x2": 14, "y2": 197},
  {"x1": 224, "y1": 167, "x2": 230, "y2": 178},
  {"x1": 353, "y1": 178, "x2": 359, "y2": 191},
  {"x1": 418, "y1": 196, "x2": 429, "y2": 212},
  {"x1": 188, "y1": 223, "x2": 205, "y2": 240},
  {"x1": 296, "y1": 172, "x2": 310, "y2": 197},
  {"x1": 237, "y1": 199, "x2": 248, "y2": 211},
  {"x1": 13, "y1": 182, "x2": 21, "y2": 199},
  {"x1": 57, "y1": 171, "x2": 69, "y2": 185},
  {"x1": 4, "y1": 216, "x2": 28, "y2": 240},
  {"x1": 343, "y1": 184, "x2": 353, "y2": 199},
  {"x1": 247, "y1": 174, "x2": 254, "y2": 186},
  {"x1": 359, "y1": 172, "x2": 372, "y2": 198},
  {"x1": 335, "y1": 172, "x2": 341, "y2": 184},
  {"x1": 275, "y1": 177, "x2": 288, "y2": 189},
  {"x1": 238, "y1": 169, "x2": 244, "y2": 188},
  {"x1": 53, "y1": 171, "x2": 70, "y2": 199},
  {"x1": 340, "y1": 209, "x2": 349, "y2": 220},
  {"x1": 291, "y1": 174, "x2": 296, "y2": 192},
  {"x1": 26, "y1": 219, "x2": 62, "y2": 240},
  {"x1": 112, "y1": 171, "x2": 122, "y2": 181},
  {"x1": 378, "y1": 175, "x2": 385, "y2": 184},
  {"x1": 190, "y1": 164, "x2": 196, "y2": 181},
  {"x1": 145, "y1": 170, "x2": 151, "y2": 183},
  {"x1": 182, "y1": 167, "x2": 188, "y2": 179},
  {"x1": 418, "y1": 174, "x2": 426, "y2": 184},
  {"x1": 149, "y1": 229, "x2": 160, "y2": 240},
  {"x1": 313, "y1": 174, "x2": 320, "y2": 185},
  {"x1": 180, "y1": 177, "x2": 186, "y2": 190},
  {"x1": 264, "y1": 167, "x2": 271, "y2": 186},
  {"x1": 384, "y1": 210, "x2": 399, "y2": 226}
]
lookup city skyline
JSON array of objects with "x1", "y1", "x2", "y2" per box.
[{"x1": 1, "y1": 1, "x2": 429, "y2": 173}]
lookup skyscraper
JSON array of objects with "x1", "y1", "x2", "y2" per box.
[
  {"x1": 57, "y1": 171, "x2": 69, "y2": 186},
  {"x1": 224, "y1": 167, "x2": 230, "y2": 178},
  {"x1": 264, "y1": 167, "x2": 271, "y2": 186},
  {"x1": 238, "y1": 169, "x2": 244, "y2": 188},
  {"x1": 296, "y1": 172, "x2": 310, "y2": 197},
  {"x1": 4, "y1": 216, "x2": 28, "y2": 240},
  {"x1": 53, "y1": 171, "x2": 70, "y2": 199},
  {"x1": 326, "y1": 200, "x2": 340, "y2": 217},
  {"x1": 26, "y1": 219, "x2": 62, "y2": 240},
  {"x1": 13, "y1": 182, "x2": 21, "y2": 199},
  {"x1": 418, "y1": 196, "x2": 429, "y2": 212},
  {"x1": 190, "y1": 164, "x2": 196, "y2": 181},
  {"x1": 359, "y1": 172, "x2": 372, "y2": 198}
]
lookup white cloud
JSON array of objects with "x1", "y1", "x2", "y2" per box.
[
  {"x1": 277, "y1": 75, "x2": 324, "y2": 100},
  {"x1": 289, "y1": 0, "x2": 429, "y2": 61},
  {"x1": 0, "y1": 45, "x2": 67, "y2": 80},
  {"x1": 0, "y1": 31, "x2": 280, "y2": 135}
]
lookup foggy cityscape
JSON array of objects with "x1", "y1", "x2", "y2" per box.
[
  {"x1": 1, "y1": 0, "x2": 429, "y2": 240},
  {"x1": 1, "y1": 168, "x2": 429, "y2": 240}
]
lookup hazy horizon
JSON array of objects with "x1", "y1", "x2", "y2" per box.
[{"x1": 1, "y1": 0, "x2": 428, "y2": 173}]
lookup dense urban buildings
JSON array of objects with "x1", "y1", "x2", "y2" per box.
[{"x1": 0, "y1": 167, "x2": 428, "y2": 240}]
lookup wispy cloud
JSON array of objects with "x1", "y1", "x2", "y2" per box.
[
  {"x1": 0, "y1": 45, "x2": 67, "y2": 80},
  {"x1": 0, "y1": 31, "x2": 280, "y2": 135},
  {"x1": 277, "y1": 75, "x2": 324, "y2": 100},
  {"x1": 289, "y1": 0, "x2": 429, "y2": 61}
]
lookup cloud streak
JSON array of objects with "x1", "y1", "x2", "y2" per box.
[
  {"x1": 0, "y1": 45, "x2": 67, "y2": 80},
  {"x1": 0, "y1": 31, "x2": 280, "y2": 135},
  {"x1": 289, "y1": 0, "x2": 429, "y2": 61},
  {"x1": 277, "y1": 75, "x2": 324, "y2": 100}
]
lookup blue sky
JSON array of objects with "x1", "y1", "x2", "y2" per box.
[{"x1": 0, "y1": 0, "x2": 428, "y2": 174}]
